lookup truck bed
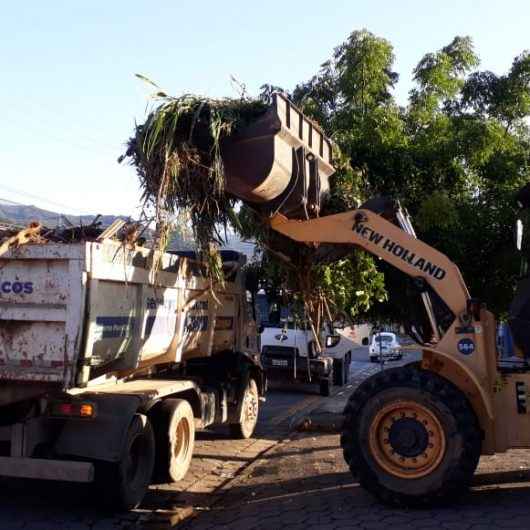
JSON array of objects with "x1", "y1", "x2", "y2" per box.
[{"x1": 0, "y1": 241, "x2": 244, "y2": 392}]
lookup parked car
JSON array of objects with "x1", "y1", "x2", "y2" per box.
[{"x1": 368, "y1": 332, "x2": 402, "y2": 362}]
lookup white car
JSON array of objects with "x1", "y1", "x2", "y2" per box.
[{"x1": 368, "y1": 332, "x2": 402, "y2": 362}]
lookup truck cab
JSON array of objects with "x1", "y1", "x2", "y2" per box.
[{"x1": 258, "y1": 300, "x2": 351, "y2": 396}]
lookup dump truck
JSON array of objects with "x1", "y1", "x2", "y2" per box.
[{"x1": 0, "y1": 241, "x2": 264, "y2": 509}]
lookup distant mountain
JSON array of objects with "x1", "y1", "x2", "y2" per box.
[
  {"x1": 0, "y1": 202, "x2": 257, "y2": 259},
  {"x1": 0, "y1": 202, "x2": 130, "y2": 228},
  {"x1": 222, "y1": 234, "x2": 257, "y2": 260}
]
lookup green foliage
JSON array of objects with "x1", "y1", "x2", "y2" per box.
[
  {"x1": 278, "y1": 30, "x2": 530, "y2": 320},
  {"x1": 128, "y1": 33, "x2": 530, "y2": 324},
  {"x1": 315, "y1": 252, "x2": 387, "y2": 319},
  {"x1": 121, "y1": 81, "x2": 267, "y2": 279}
]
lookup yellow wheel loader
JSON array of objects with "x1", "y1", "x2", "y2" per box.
[{"x1": 221, "y1": 94, "x2": 530, "y2": 505}]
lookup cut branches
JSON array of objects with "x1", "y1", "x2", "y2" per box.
[{"x1": 120, "y1": 85, "x2": 268, "y2": 278}]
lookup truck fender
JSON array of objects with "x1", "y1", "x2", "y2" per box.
[
  {"x1": 235, "y1": 351, "x2": 266, "y2": 396},
  {"x1": 229, "y1": 371, "x2": 250, "y2": 424},
  {"x1": 421, "y1": 348, "x2": 495, "y2": 453},
  {"x1": 53, "y1": 394, "x2": 141, "y2": 463}
]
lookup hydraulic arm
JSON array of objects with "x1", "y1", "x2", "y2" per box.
[{"x1": 270, "y1": 205, "x2": 471, "y2": 340}]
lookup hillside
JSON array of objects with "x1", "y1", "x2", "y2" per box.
[
  {"x1": 0, "y1": 202, "x2": 128, "y2": 228},
  {"x1": 0, "y1": 202, "x2": 256, "y2": 258}
]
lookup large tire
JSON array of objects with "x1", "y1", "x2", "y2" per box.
[
  {"x1": 230, "y1": 379, "x2": 259, "y2": 439},
  {"x1": 96, "y1": 414, "x2": 155, "y2": 511},
  {"x1": 152, "y1": 399, "x2": 195, "y2": 483},
  {"x1": 341, "y1": 366, "x2": 481, "y2": 506}
]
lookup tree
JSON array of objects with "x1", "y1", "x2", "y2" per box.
[{"x1": 256, "y1": 30, "x2": 530, "y2": 323}]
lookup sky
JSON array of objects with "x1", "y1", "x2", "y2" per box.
[{"x1": 1, "y1": 0, "x2": 529, "y2": 217}]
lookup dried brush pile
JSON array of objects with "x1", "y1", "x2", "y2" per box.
[{"x1": 120, "y1": 82, "x2": 268, "y2": 276}]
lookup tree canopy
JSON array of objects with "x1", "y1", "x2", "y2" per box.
[{"x1": 256, "y1": 29, "x2": 530, "y2": 323}]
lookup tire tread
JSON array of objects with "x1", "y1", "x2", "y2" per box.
[{"x1": 341, "y1": 366, "x2": 481, "y2": 506}]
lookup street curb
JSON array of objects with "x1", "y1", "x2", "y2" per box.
[
  {"x1": 472, "y1": 468, "x2": 530, "y2": 487},
  {"x1": 291, "y1": 410, "x2": 343, "y2": 433},
  {"x1": 287, "y1": 386, "x2": 352, "y2": 433}
]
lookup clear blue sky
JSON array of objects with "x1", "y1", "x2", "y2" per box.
[{"x1": 1, "y1": 0, "x2": 528, "y2": 216}]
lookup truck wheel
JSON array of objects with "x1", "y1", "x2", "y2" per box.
[
  {"x1": 152, "y1": 399, "x2": 195, "y2": 483},
  {"x1": 341, "y1": 367, "x2": 481, "y2": 506},
  {"x1": 230, "y1": 378, "x2": 259, "y2": 439},
  {"x1": 96, "y1": 414, "x2": 155, "y2": 510},
  {"x1": 319, "y1": 377, "x2": 332, "y2": 396}
]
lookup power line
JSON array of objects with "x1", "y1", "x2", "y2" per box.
[
  {"x1": 6, "y1": 101, "x2": 124, "y2": 152},
  {"x1": 0, "y1": 185, "x2": 93, "y2": 216},
  {"x1": 2, "y1": 111, "x2": 122, "y2": 158}
]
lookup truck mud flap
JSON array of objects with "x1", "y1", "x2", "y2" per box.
[{"x1": 54, "y1": 394, "x2": 140, "y2": 463}]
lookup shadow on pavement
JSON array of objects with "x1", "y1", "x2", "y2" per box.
[{"x1": 176, "y1": 470, "x2": 530, "y2": 530}]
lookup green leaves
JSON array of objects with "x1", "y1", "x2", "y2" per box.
[
  {"x1": 121, "y1": 88, "x2": 268, "y2": 282},
  {"x1": 284, "y1": 31, "x2": 530, "y2": 320}
]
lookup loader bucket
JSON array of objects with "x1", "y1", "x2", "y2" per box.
[{"x1": 222, "y1": 93, "x2": 335, "y2": 219}]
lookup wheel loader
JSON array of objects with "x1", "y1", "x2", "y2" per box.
[{"x1": 221, "y1": 93, "x2": 530, "y2": 505}]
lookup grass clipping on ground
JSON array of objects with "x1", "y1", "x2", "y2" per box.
[{"x1": 120, "y1": 80, "x2": 268, "y2": 279}]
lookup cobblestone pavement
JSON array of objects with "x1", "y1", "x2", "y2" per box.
[
  {"x1": 6, "y1": 348, "x2": 530, "y2": 529},
  {"x1": 0, "y1": 388, "x2": 320, "y2": 530},
  {"x1": 181, "y1": 432, "x2": 530, "y2": 530},
  {"x1": 181, "y1": 350, "x2": 530, "y2": 530},
  {"x1": 0, "y1": 348, "x2": 417, "y2": 530}
]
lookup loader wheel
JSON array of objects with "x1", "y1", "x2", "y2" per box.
[
  {"x1": 341, "y1": 366, "x2": 481, "y2": 506},
  {"x1": 152, "y1": 399, "x2": 195, "y2": 483},
  {"x1": 230, "y1": 379, "x2": 259, "y2": 439},
  {"x1": 96, "y1": 414, "x2": 155, "y2": 510}
]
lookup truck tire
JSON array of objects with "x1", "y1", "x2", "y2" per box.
[
  {"x1": 230, "y1": 378, "x2": 259, "y2": 439},
  {"x1": 341, "y1": 366, "x2": 481, "y2": 506},
  {"x1": 96, "y1": 414, "x2": 155, "y2": 510},
  {"x1": 152, "y1": 399, "x2": 195, "y2": 483}
]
